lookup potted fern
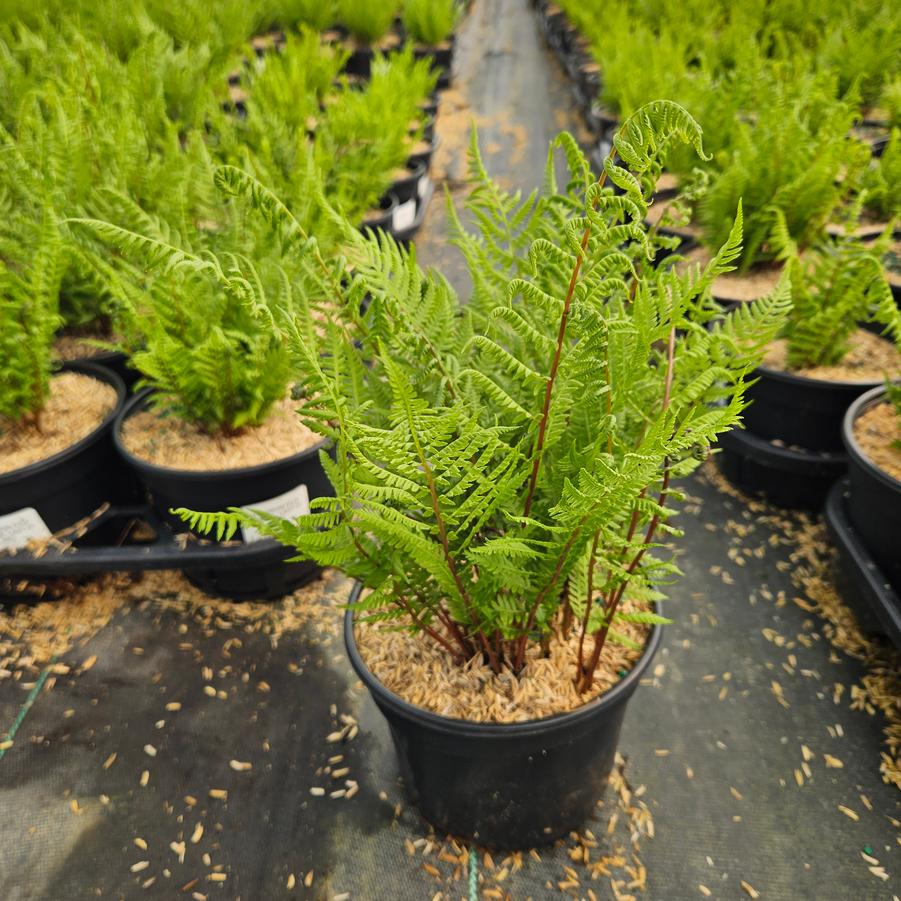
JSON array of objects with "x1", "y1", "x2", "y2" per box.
[
  {"x1": 841, "y1": 381, "x2": 901, "y2": 592},
  {"x1": 719, "y1": 231, "x2": 901, "y2": 507},
  {"x1": 181, "y1": 102, "x2": 790, "y2": 845},
  {"x1": 70, "y1": 202, "x2": 334, "y2": 598},
  {"x1": 689, "y1": 73, "x2": 869, "y2": 303},
  {"x1": 336, "y1": 0, "x2": 400, "y2": 79},
  {"x1": 0, "y1": 214, "x2": 129, "y2": 551},
  {"x1": 402, "y1": 0, "x2": 460, "y2": 89}
]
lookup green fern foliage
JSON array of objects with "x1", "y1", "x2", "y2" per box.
[
  {"x1": 780, "y1": 234, "x2": 901, "y2": 370},
  {"x1": 69, "y1": 215, "x2": 296, "y2": 435},
  {"x1": 177, "y1": 102, "x2": 791, "y2": 681},
  {"x1": 886, "y1": 380, "x2": 901, "y2": 418},
  {"x1": 0, "y1": 207, "x2": 64, "y2": 424},
  {"x1": 860, "y1": 129, "x2": 901, "y2": 222},
  {"x1": 337, "y1": 0, "x2": 398, "y2": 44},
  {"x1": 697, "y1": 73, "x2": 867, "y2": 269},
  {"x1": 403, "y1": 0, "x2": 460, "y2": 45}
]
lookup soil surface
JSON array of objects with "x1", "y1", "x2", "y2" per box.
[
  {"x1": 763, "y1": 328, "x2": 901, "y2": 383},
  {"x1": 53, "y1": 334, "x2": 117, "y2": 362},
  {"x1": 854, "y1": 401, "x2": 901, "y2": 483},
  {"x1": 644, "y1": 196, "x2": 701, "y2": 238},
  {"x1": 120, "y1": 396, "x2": 322, "y2": 471},
  {"x1": 356, "y1": 608, "x2": 650, "y2": 723},
  {"x1": 0, "y1": 372, "x2": 117, "y2": 474}
]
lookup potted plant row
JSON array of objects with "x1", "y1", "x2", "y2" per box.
[
  {"x1": 227, "y1": 35, "x2": 438, "y2": 243},
  {"x1": 69, "y1": 190, "x2": 335, "y2": 598},
  {"x1": 177, "y1": 101, "x2": 791, "y2": 845},
  {"x1": 0, "y1": 213, "x2": 131, "y2": 552},
  {"x1": 719, "y1": 230, "x2": 901, "y2": 508},
  {"x1": 531, "y1": 0, "x2": 899, "y2": 313},
  {"x1": 321, "y1": 0, "x2": 460, "y2": 87},
  {"x1": 0, "y1": 21, "x2": 218, "y2": 388}
]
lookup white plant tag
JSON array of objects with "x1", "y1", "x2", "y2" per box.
[
  {"x1": 240, "y1": 484, "x2": 310, "y2": 544},
  {"x1": 417, "y1": 174, "x2": 431, "y2": 199},
  {"x1": 393, "y1": 198, "x2": 417, "y2": 232},
  {"x1": 0, "y1": 507, "x2": 51, "y2": 551}
]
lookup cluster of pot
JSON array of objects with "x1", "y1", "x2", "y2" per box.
[
  {"x1": 228, "y1": 23, "x2": 453, "y2": 244},
  {"x1": 529, "y1": 0, "x2": 900, "y2": 646}
]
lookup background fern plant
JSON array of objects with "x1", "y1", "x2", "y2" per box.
[
  {"x1": 776, "y1": 233, "x2": 901, "y2": 371},
  {"x1": 0, "y1": 208, "x2": 63, "y2": 426},
  {"x1": 402, "y1": 0, "x2": 459, "y2": 45},
  {"x1": 69, "y1": 206, "x2": 300, "y2": 436},
  {"x1": 696, "y1": 72, "x2": 867, "y2": 269},
  {"x1": 179, "y1": 102, "x2": 790, "y2": 691},
  {"x1": 337, "y1": 0, "x2": 398, "y2": 45}
]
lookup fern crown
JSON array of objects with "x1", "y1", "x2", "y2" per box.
[{"x1": 178, "y1": 101, "x2": 791, "y2": 677}]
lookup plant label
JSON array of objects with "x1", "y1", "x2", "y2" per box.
[
  {"x1": 0, "y1": 507, "x2": 52, "y2": 551},
  {"x1": 418, "y1": 175, "x2": 431, "y2": 199},
  {"x1": 393, "y1": 198, "x2": 417, "y2": 233},
  {"x1": 240, "y1": 484, "x2": 310, "y2": 544}
]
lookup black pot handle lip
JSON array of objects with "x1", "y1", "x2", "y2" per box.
[
  {"x1": 344, "y1": 580, "x2": 663, "y2": 739},
  {"x1": 842, "y1": 384, "x2": 901, "y2": 492},
  {"x1": 0, "y1": 360, "x2": 127, "y2": 485},
  {"x1": 112, "y1": 388, "x2": 332, "y2": 483}
]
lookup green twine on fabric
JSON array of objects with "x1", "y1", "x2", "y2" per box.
[
  {"x1": 469, "y1": 845, "x2": 478, "y2": 901},
  {"x1": 0, "y1": 659, "x2": 55, "y2": 762}
]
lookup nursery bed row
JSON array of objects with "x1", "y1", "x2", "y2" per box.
[{"x1": 529, "y1": 0, "x2": 901, "y2": 650}]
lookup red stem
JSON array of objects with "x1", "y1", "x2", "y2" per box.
[
  {"x1": 521, "y1": 161, "x2": 613, "y2": 519},
  {"x1": 577, "y1": 327, "x2": 677, "y2": 693}
]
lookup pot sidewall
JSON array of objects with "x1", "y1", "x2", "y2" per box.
[
  {"x1": 112, "y1": 391, "x2": 333, "y2": 535},
  {"x1": 743, "y1": 366, "x2": 883, "y2": 452},
  {"x1": 842, "y1": 386, "x2": 901, "y2": 586},
  {"x1": 344, "y1": 590, "x2": 662, "y2": 848},
  {"x1": 0, "y1": 362, "x2": 134, "y2": 534}
]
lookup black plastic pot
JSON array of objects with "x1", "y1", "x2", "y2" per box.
[
  {"x1": 416, "y1": 115, "x2": 436, "y2": 144},
  {"x1": 841, "y1": 386, "x2": 901, "y2": 589},
  {"x1": 86, "y1": 350, "x2": 141, "y2": 391},
  {"x1": 825, "y1": 480, "x2": 901, "y2": 648},
  {"x1": 343, "y1": 44, "x2": 374, "y2": 79},
  {"x1": 360, "y1": 193, "x2": 399, "y2": 237},
  {"x1": 113, "y1": 392, "x2": 333, "y2": 599},
  {"x1": 540, "y1": 4, "x2": 567, "y2": 51},
  {"x1": 586, "y1": 102, "x2": 619, "y2": 141},
  {"x1": 742, "y1": 365, "x2": 884, "y2": 453},
  {"x1": 418, "y1": 92, "x2": 440, "y2": 120},
  {"x1": 407, "y1": 133, "x2": 439, "y2": 171},
  {"x1": 386, "y1": 162, "x2": 428, "y2": 239},
  {"x1": 389, "y1": 161, "x2": 427, "y2": 207},
  {"x1": 413, "y1": 40, "x2": 454, "y2": 89},
  {"x1": 0, "y1": 362, "x2": 133, "y2": 544},
  {"x1": 716, "y1": 426, "x2": 847, "y2": 510},
  {"x1": 574, "y1": 62, "x2": 602, "y2": 116},
  {"x1": 345, "y1": 585, "x2": 663, "y2": 848}
]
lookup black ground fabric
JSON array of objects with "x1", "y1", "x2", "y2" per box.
[{"x1": 1, "y1": 2, "x2": 899, "y2": 900}]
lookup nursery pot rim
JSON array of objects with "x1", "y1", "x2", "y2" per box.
[
  {"x1": 113, "y1": 389, "x2": 330, "y2": 483},
  {"x1": 0, "y1": 360, "x2": 126, "y2": 484},
  {"x1": 753, "y1": 362, "x2": 888, "y2": 391},
  {"x1": 842, "y1": 384, "x2": 901, "y2": 491},
  {"x1": 344, "y1": 582, "x2": 663, "y2": 739},
  {"x1": 390, "y1": 159, "x2": 428, "y2": 189}
]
